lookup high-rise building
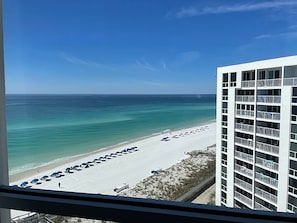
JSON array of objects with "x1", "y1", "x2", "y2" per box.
[{"x1": 216, "y1": 55, "x2": 297, "y2": 213}]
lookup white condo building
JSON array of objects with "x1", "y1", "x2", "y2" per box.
[{"x1": 216, "y1": 55, "x2": 297, "y2": 212}]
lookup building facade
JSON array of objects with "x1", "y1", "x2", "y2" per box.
[{"x1": 216, "y1": 55, "x2": 297, "y2": 213}]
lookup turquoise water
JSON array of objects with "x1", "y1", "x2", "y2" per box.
[{"x1": 6, "y1": 94, "x2": 216, "y2": 174}]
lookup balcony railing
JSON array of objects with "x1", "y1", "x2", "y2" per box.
[
  {"x1": 222, "y1": 146, "x2": 227, "y2": 153},
  {"x1": 222, "y1": 108, "x2": 228, "y2": 113},
  {"x1": 234, "y1": 191, "x2": 252, "y2": 207},
  {"x1": 235, "y1": 150, "x2": 253, "y2": 163},
  {"x1": 235, "y1": 137, "x2": 253, "y2": 147},
  {"x1": 222, "y1": 96, "x2": 228, "y2": 100},
  {"x1": 236, "y1": 109, "x2": 254, "y2": 117},
  {"x1": 257, "y1": 111, "x2": 280, "y2": 121},
  {"x1": 222, "y1": 121, "x2": 227, "y2": 126},
  {"x1": 222, "y1": 82, "x2": 228, "y2": 87},
  {"x1": 284, "y1": 77, "x2": 297, "y2": 86},
  {"x1": 255, "y1": 172, "x2": 278, "y2": 188},
  {"x1": 230, "y1": 81, "x2": 236, "y2": 87},
  {"x1": 255, "y1": 142, "x2": 279, "y2": 155},
  {"x1": 235, "y1": 164, "x2": 253, "y2": 177},
  {"x1": 241, "y1": 80, "x2": 255, "y2": 88},
  {"x1": 255, "y1": 202, "x2": 272, "y2": 211},
  {"x1": 255, "y1": 187, "x2": 277, "y2": 204},
  {"x1": 257, "y1": 79, "x2": 282, "y2": 87},
  {"x1": 235, "y1": 123, "x2": 254, "y2": 133},
  {"x1": 256, "y1": 126, "x2": 280, "y2": 138},
  {"x1": 257, "y1": 96, "x2": 281, "y2": 104},
  {"x1": 236, "y1": 95, "x2": 255, "y2": 102},
  {"x1": 234, "y1": 177, "x2": 252, "y2": 192},
  {"x1": 255, "y1": 157, "x2": 279, "y2": 171},
  {"x1": 222, "y1": 134, "x2": 227, "y2": 139}
]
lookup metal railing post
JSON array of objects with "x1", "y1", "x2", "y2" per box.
[{"x1": 0, "y1": 0, "x2": 11, "y2": 222}]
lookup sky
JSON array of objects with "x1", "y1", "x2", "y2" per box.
[{"x1": 3, "y1": 0, "x2": 297, "y2": 94}]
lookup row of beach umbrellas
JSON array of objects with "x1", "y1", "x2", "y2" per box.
[{"x1": 18, "y1": 146, "x2": 139, "y2": 188}]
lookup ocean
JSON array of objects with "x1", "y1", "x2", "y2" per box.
[{"x1": 6, "y1": 94, "x2": 216, "y2": 175}]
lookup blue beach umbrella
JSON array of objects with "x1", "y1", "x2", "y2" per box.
[{"x1": 20, "y1": 181, "x2": 28, "y2": 187}]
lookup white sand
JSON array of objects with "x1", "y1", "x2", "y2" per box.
[{"x1": 10, "y1": 121, "x2": 216, "y2": 219}]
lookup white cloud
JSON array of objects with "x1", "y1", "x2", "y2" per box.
[
  {"x1": 60, "y1": 52, "x2": 110, "y2": 69},
  {"x1": 136, "y1": 59, "x2": 157, "y2": 72},
  {"x1": 254, "y1": 31, "x2": 297, "y2": 40},
  {"x1": 177, "y1": 51, "x2": 200, "y2": 63},
  {"x1": 170, "y1": 1, "x2": 297, "y2": 18}
]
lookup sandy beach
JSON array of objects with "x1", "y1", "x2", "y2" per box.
[{"x1": 10, "y1": 121, "x2": 216, "y2": 219}]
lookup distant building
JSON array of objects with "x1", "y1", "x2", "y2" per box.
[{"x1": 216, "y1": 55, "x2": 297, "y2": 212}]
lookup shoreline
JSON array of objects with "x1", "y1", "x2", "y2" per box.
[{"x1": 10, "y1": 120, "x2": 216, "y2": 183}]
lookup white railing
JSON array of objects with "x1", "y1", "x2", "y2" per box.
[
  {"x1": 222, "y1": 146, "x2": 227, "y2": 153},
  {"x1": 254, "y1": 202, "x2": 272, "y2": 211},
  {"x1": 236, "y1": 95, "x2": 255, "y2": 102},
  {"x1": 222, "y1": 82, "x2": 228, "y2": 87},
  {"x1": 288, "y1": 203, "x2": 297, "y2": 213},
  {"x1": 236, "y1": 110, "x2": 254, "y2": 117},
  {"x1": 235, "y1": 150, "x2": 253, "y2": 163},
  {"x1": 234, "y1": 164, "x2": 253, "y2": 177},
  {"x1": 255, "y1": 157, "x2": 279, "y2": 171},
  {"x1": 222, "y1": 108, "x2": 228, "y2": 113},
  {"x1": 222, "y1": 121, "x2": 227, "y2": 126},
  {"x1": 256, "y1": 126, "x2": 280, "y2": 137},
  {"x1": 234, "y1": 191, "x2": 252, "y2": 207},
  {"x1": 257, "y1": 111, "x2": 280, "y2": 121},
  {"x1": 222, "y1": 159, "x2": 227, "y2": 165},
  {"x1": 256, "y1": 142, "x2": 279, "y2": 155},
  {"x1": 222, "y1": 134, "x2": 227, "y2": 139},
  {"x1": 222, "y1": 96, "x2": 228, "y2": 100},
  {"x1": 255, "y1": 172, "x2": 278, "y2": 188},
  {"x1": 241, "y1": 80, "x2": 255, "y2": 88},
  {"x1": 221, "y1": 172, "x2": 227, "y2": 178},
  {"x1": 292, "y1": 114, "x2": 297, "y2": 122},
  {"x1": 230, "y1": 81, "x2": 236, "y2": 87},
  {"x1": 221, "y1": 184, "x2": 227, "y2": 191},
  {"x1": 235, "y1": 137, "x2": 253, "y2": 147},
  {"x1": 255, "y1": 187, "x2": 277, "y2": 204},
  {"x1": 257, "y1": 79, "x2": 282, "y2": 87},
  {"x1": 235, "y1": 123, "x2": 254, "y2": 133},
  {"x1": 234, "y1": 177, "x2": 252, "y2": 192},
  {"x1": 291, "y1": 133, "x2": 297, "y2": 140},
  {"x1": 284, "y1": 77, "x2": 297, "y2": 86},
  {"x1": 290, "y1": 150, "x2": 297, "y2": 159},
  {"x1": 257, "y1": 96, "x2": 281, "y2": 104}
]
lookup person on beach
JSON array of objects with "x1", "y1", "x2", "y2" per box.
[{"x1": 58, "y1": 182, "x2": 61, "y2": 188}]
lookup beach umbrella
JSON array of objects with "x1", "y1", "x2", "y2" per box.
[
  {"x1": 31, "y1": 178, "x2": 39, "y2": 184},
  {"x1": 50, "y1": 172, "x2": 57, "y2": 177},
  {"x1": 20, "y1": 181, "x2": 28, "y2": 187},
  {"x1": 40, "y1": 176, "x2": 48, "y2": 180}
]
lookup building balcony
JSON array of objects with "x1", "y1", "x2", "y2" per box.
[
  {"x1": 222, "y1": 121, "x2": 227, "y2": 126},
  {"x1": 222, "y1": 146, "x2": 227, "y2": 153},
  {"x1": 235, "y1": 123, "x2": 254, "y2": 133},
  {"x1": 255, "y1": 187, "x2": 277, "y2": 204},
  {"x1": 235, "y1": 150, "x2": 253, "y2": 163},
  {"x1": 236, "y1": 95, "x2": 255, "y2": 103},
  {"x1": 235, "y1": 137, "x2": 253, "y2": 148},
  {"x1": 257, "y1": 79, "x2": 282, "y2": 87},
  {"x1": 234, "y1": 191, "x2": 252, "y2": 207},
  {"x1": 288, "y1": 203, "x2": 297, "y2": 213},
  {"x1": 255, "y1": 157, "x2": 279, "y2": 171},
  {"x1": 222, "y1": 82, "x2": 228, "y2": 87},
  {"x1": 257, "y1": 111, "x2": 280, "y2": 121},
  {"x1": 256, "y1": 126, "x2": 280, "y2": 138},
  {"x1": 257, "y1": 96, "x2": 281, "y2": 104},
  {"x1": 236, "y1": 109, "x2": 254, "y2": 118},
  {"x1": 234, "y1": 177, "x2": 253, "y2": 192},
  {"x1": 222, "y1": 108, "x2": 228, "y2": 114},
  {"x1": 222, "y1": 96, "x2": 228, "y2": 101},
  {"x1": 255, "y1": 142, "x2": 279, "y2": 155},
  {"x1": 254, "y1": 202, "x2": 272, "y2": 211},
  {"x1": 284, "y1": 77, "x2": 297, "y2": 86},
  {"x1": 235, "y1": 164, "x2": 253, "y2": 177},
  {"x1": 255, "y1": 172, "x2": 278, "y2": 188},
  {"x1": 241, "y1": 80, "x2": 255, "y2": 88}
]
